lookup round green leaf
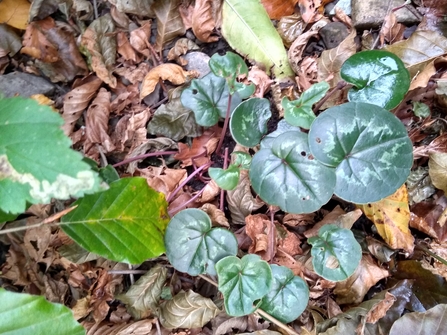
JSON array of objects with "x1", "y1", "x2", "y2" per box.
[
  {"x1": 216, "y1": 254, "x2": 273, "y2": 317},
  {"x1": 164, "y1": 208, "x2": 238, "y2": 276},
  {"x1": 0, "y1": 288, "x2": 85, "y2": 335},
  {"x1": 230, "y1": 98, "x2": 272, "y2": 147},
  {"x1": 282, "y1": 81, "x2": 329, "y2": 129},
  {"x1": 260, "y1": 119, "x2": 301, "y2": 149},
  {"x1": 308, "y1": 224, "x2": 362, "y2": 281},
  {"x1": 209, "y1": 165, "x2": 240, "y2": 190},
  {"x1": 308, "y1": 102, "x2": 413, "y2": 203},
  {"x1": 341, "y1": 50, "x2": 410, "y2": 109},
  {"x1": 249, "y1": 131, "x2": 336, "y2": 214},
  {"x1": 260, "y1": 265, "x2": 309, "y2": 323},
  {"x1": 209, "y1": 51, "x2": 255, "y2": 98},
  {"x1": 61, "y1": 177, "x2": 169, "y2": 264},
  {"x1": 181, "y1": 72, "x2": 242, "y2": 126}
]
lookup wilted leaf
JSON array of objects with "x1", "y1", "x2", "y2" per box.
[
  {"x1": 358, "y1": 185, "x2": 414, "y2": 253},
  {"x1": 108, "y1": 0, "x2": 154, "y2": 16},
  {"x1": 390, "y1": 304, "x2": 447, "y2": 335},
  {"x1": 116, "y1": 265, "x2": 167, "y2": 319},
  {"x1": 152, "y1": 0, "x2": 186, "y2": 51},
  {"x1": 0, "y1": 0, "x2": 30, "y2": 30},
  {"x1": 158, "y1": 290, "x2": 219, "y2": 329},
  {"x1": 429, "y1": 152, "x2": 447, "y2": 194},
  {"x1": 192, "y1": 0, "x2": 219, "y2": 43},
  {"x1": 298, "y1": 0, "x2": 322, "y2": 23},
  {"x1": 140, "y1": 63, "x2": 198, "y2": 99},
  {"x1": 261, "y1": 0, "x2": 297, "y2": 19},
  {"x1": 0, "y1": 23, "x2": 22, "y2": 56},
  {"x1": 167, "y1": 38, "x2": 200, "y2": 64},
  {"x1": 81, "y1": 14, "x2": 117, "y2": 87}
]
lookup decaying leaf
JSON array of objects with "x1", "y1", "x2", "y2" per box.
[
  {"x1": 201, "y1": 203, "x2": 230, "y2": 227},
  {"x1": 21, "y1": 17, "x2": 59, "y2": 62},
  {"x1": 137, "y1": 166, "x2": 186, "y2": 199},
  {"x1": 117, "y1": 31, "x2": 141, "y2": 63},
  {"x1": 152, "y1": 0, "x2": 186, "y2": 51},
  {"x1": 261, "y1": 0, "x2": 298, "y2": 20},
  {"x1": 167, "y1": 38, "x2": 200, "y2": 65},
  {"x1": 108, "y1": 0, "x2": 154, "y2": 16},
  {"x1": 247, "y1": 65, "x2": 273, "y2": 98},
  {"x1": 358, "y1": 185, "x2": 414, "y2": 253},
  {"x1": 298, "y1": 0, "x2": 322, "y2": 23},
  {"x1": 429, "y1": 152, "x2": 447, "y2": 194},
  {"x1": 129, "y1": 21, "x2": 152, "y2": 58},
  {"x1": 245, "y1": 214, "x2": 276, "y2": 261},
  {"x1": 0, "y1": 23, "x2": 22, "y2": 57},
  {"x1": 0, "y1": 0, "x2": 30, "y2": 30},
  {"x1": 379, "y1": 11, "x2": 405, "y2": 46},
  {"x1": 191, "y1": 0, "x2": 219, "y2": 43}
]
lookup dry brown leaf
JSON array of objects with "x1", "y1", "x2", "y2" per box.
[
  {"x1": 137, "y1": 166, "x2": 186, "y2": 199},
  {"x1": 420, "y1": 241, "x2": 447, "y2": 280},
  {"x1": 129, "y1": 21, "x2": 151, "y2": 58},
  {"x1": 117, "y1": 31, "x2": 141, "y2": 63},
  {"x1": 247, "y1": 65, "x2": 273, "y2": 98},
  {"x1": 365, "y1": 291, "x2": 396, "y2": 324},
  {"x1": 85, "y1": 88, "x2": 115, "y2": 153},
  {"x1": 21, "y1": 17, "x2": 59, "y2": 62},
  {"x1": 192, "y1": 0, "x2": 219, "y2": 43},
  {"x1": 23, "y1": 224, "x2": 52, "y2": 264},
  {"x1": 72, "y1": 297, "x2": 90, "y2": 320},
  {"x1": 43, "y1": 275, "x2": 68, "y2": 304},
  {"x1": 61, "y1": 76, "x2": 102, "y2": 136},
  {"x1": 245, "y1": 214, "x2": 276, "y2": 261},
  {"x1": 334, "y1": 255, "x2": 390, "y2": 305},
  {"x1": 333, "y1": 6, "x2": 352, "y2": 28},
  {"x1": 283, "y1": 213, "x2": 315, "y2": 226},
  {"x1": 296, "y1": 55, "x2": 319, "y2": 91},
  {"x1": 201, "y1": 203, "x2": 230, "y2": 227},
  {"x1": 199, "y1": 179, "x2": 220, "y2": 203},
  {"x1": 82, "y1": 319, "x2": 157, "y2": 335},
  {"x1": 277, "y1": 224, "x2": 302, "y2": 256},
  {"x1": 379, "y1": 11, "x2": 405, "y2": 46},
  {"x1": 429, "y1": 152, "x2": 447, "y2": 193},
  {"x1": 326, "y1": 297, "x2": 343, "y2": 319},
  {"x1": 410, "y1": 196, "x2": 447, "y2": 242},
  {"x1": 167, "y1": 38, "x2": 200, "y2": 65},
  {"x1": 0, "y1": 0, "x2": 30, "y2": 30},
  {"x1": 152, "y1": 0, "x2": 186, "y2": 52},
  {"x1": 261, "y1": 0, "x2": 298, "y2": 20},
  {"x1": 140, "y1": 63, "x2": 199, "y2": 99},
  {"x1": 112, "y1": 108, "x2": 152, "y2": 154},
  {"x1": 358, "y1": 184, "x2": 414, "y2": 253},
  {"x1": 298, "y1": 0, "x2": 322, "y2": 23}
]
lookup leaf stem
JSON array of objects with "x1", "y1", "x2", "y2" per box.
[
  {"x1": 416, "y1": 242, "x2": 447, "y2": 267},
  {"x1": 219, "y1": 148, "x2": 229, "y2": 211},
  {"x1": 216, "y1": 94, "x2": 233, "y2": 155},
  {"x1": 167, "y1": 162, "x2": 211, "y2": 203},
  {"x1": 112, "y1": 151, "x2": 178, "y2": 168},
  {"x1": 313, "y1": 80, "x2": 347, "y2": 113}
]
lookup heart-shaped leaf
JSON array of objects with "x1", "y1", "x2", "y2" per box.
[
  {"x1": 233, "y1": 151, "x2": 252, "y2": 169},
  {"x1": 341, "y1": 50, "x2": 410, "y2": 110},
  {"x1": 209, "y1": 51, "x2": 255, "y2": 98},
  {"x1": 164, "y1": 208, "x2": 238, "y2": 276},
  {"x1": 308, "y1": 102, "x2": 413, "y2": 203},
  {"x1": 282, "y1": 81, "x2": 330, "y2": 129},
  {"x1": 250, "y1": 131, "x2": 336, "y2": 214},
  {"x1": 216, "y1": 254, "x2": 273, "y2": 317},
  {"x1": 181, "y1": 72, "x2": 242, "y2": 126},
  {"x1": 260, "y1": 119, "x2": 301, "y2": 149},
  {"x1": 308, "y1": 224, "x2": 362, "y2": 281},
  {"x1": 230, "y1": 98, "x2": 272, "y2": 147},
  {"x1": 61, "y1": 177, "x2": 169, "y2": 264},
  {"x1": 209, "y1": 165, "x2": 240, "y2": 190},
  {"x1": 260, "y1": 265, "x2": 309, "y2": 323}
]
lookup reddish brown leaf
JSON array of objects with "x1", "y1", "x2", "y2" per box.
[
  {"x1": 21, "y1": 17, "x2": 59, "y2": 62},
  {"x1": 261, "y1": 0, "x2": 298, "y2": 20},
  {"x1": 129, "y1": 21, "x2": 152, "y2": 58},
  {"x1": 379, "y1": 11, "x2": 405, "y2": 46},
  {"x1": 192, "y1": 0, "x2": 219, "y2": 43},
  {"x1": 247, "y1": 65, "x2": 273, "y2": 98},
  {"x1": 298, "y1": 0, "x2": 322, "y2": 23},
  {"x1": 245, "y1": 214, "x2": 276, "y2": 261},
  {"x1": 137, "y1": 166, "x2": 187, "y2": 199},
  {"x1": 117, "y1": 31, "x2": 141, "y2": 63}
]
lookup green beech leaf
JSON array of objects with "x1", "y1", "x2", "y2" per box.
[
  {"x1": 308, "y1": 102, "x2": 413, "y2": 203},
  {"x1": 158, "y1": 290, "x2": 219, "y2": 329},
  {"x1": 230, "y1": 98, "x2": 272, "y2": 147},
  {"x1": 260, "y1": 265, "x2": 309, "y2": 323},
  {"x1": 0, "y1": 288, "x2": 85, "y2": 335},
  {"x1": 221, "y1": 0, "x2": 294, "y2": 79},
  {"x1": 181, "y1": 72, "x2": 242, "y2": 126},
  {"x1": 260, "y1": 119, "x2": 301, "y2": 149},
  {"x1": 308, "y1": 224, "x2": 362, "y2": 281},
  {"x1": 0, "y1": 97, "x2": 103, "y2": 215},
  {"x1": 341, "y1": 50, "x2": 410, "y2": 109},
  {"x1": 209, "y1": 165, "x2": 240, "y2": 190},
  {"x1": 164, "y1": 208, "x2": 237, "y2": 276},
  {"x1": 282, "y1": 81, "x2": 330, "y2": 129},
  {"x1": 209, "y1": 51, "x2": 255, "y2": 98},
  {"x1": 233, "y1": 151, "x2": 252, "y2": 169},
  {"x1": 61, "y1": 177, "x2": 169, "y2": 264},
  {"x1": 250, "y1": 131, "x2": 336, "y2": 214},
  {"x1": 216, "y1": 254, "x2": 273, "y2": 317}
]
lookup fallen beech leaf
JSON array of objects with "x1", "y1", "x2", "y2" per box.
[
  {"x1": 140, "y1": 63, "x2": 199, "y2": 99},
  {"x1": 261, "y1": 0, "x2": 298, "y2": 20},
  {"x1": 81, "y1": 14, "x2": 117, "y2": 87},
  {"x1": 283, "y1": 213, "x2": 315, "y2": 226},
  {"x1": 199, "y1": 179, "x2": 220, "y2": 203},
  {"x1": 247, "y1": 65, "x2": 273, "y2": 98},
  {"x1": 153, "y1": 0, "x2": 186, "y2": 51},
  {"x1": 379, "y1": 11, "x2": 405, "y2": 46},
  {"x1": 82, "y1": 319, "x2": 155, "y2": 334},
  {"x1": 245, "y1": 214, "x2": 276, "y2": 261},
  {"x1": 358, "y1": 184, "x2": 414, "y2": 253},
  {"x1": 137, "y1": 166, "x2": 186, "y2": 199},
  {"x1": 201, "y1": 203, "x2": 230, "y2": 227},
  {"x1": 117, "y1": 31, "x2": 140, "y2": 63},
  {"x1": 365, "y1": 291, "x2": 396, "y2": 324},
  {"x1": 0, "y1": 0, "x2": 30, "y2": 30},
  {"x1": 298, "y1": 0, "x2": 322, "y2": 23},
  {"x1": 334, "y1": 255, "x2": 390, "y2": 305},
  {"x1": 167, "y1": 38, "x2": 200, "y2": 64},
  {"x1": 61, "y1": 76, "x2": 103, "y2": 136},
  {"x1": 85, "y1": 88, "x2": 115, "y2": 153},
  {"x1": 129, "y1": 21, "x2": 151, "y2": 58},
  {"x1": 429, "y1": 152, "x2": 447, "y2": 193},
  {"x1": 390, "y1": 304, "x2": 447, "y2": 335},
  {"x1": 410, "y1": 197, "x2": 447, "y2": 242},
  {"x1": 21, "y1": 17, "x2": 59, "y2": 62},
  {"x1": 192, "y1": 0, "x2": 219, "y2": 43}
]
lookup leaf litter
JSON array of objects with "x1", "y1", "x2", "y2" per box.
[{"x1": 2, "y1": 0, "x2": 447, "y2": 334}]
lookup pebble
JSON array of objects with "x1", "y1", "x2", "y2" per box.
[
  {"x1": 0, "y1": 72, "x2": 55, "y2": 98},
  {"x1": 183, "y1": 51, "x2": 211, "y2": 78},
  {"x1": 319, "y1": 22, "x2": 350, "y2": 49}
]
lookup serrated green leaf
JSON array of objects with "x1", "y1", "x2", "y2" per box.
[
  {"x1": 341, "y1": 50, "x2": 410, "y2": 110},
  {"x1": 282, "y1": 81, "x2": 330, "y2": 129},
  {"x1": 61, "y1": 177, "x2": 169, "y2": 264},
  {"x1": 209, "y1": 165, "x2": 240, "y2": 190},
  {"x1": 181, "y1": 72, "x2": 242, "y2": 126},
  {"x1": 222, "y1": 0, "x2": 294, "y2": 79},
  {"x1": 308, "y1": 224, "x2": 362, "y2": 281},
  {"x1": 116, "y1": 264, "x2": 167, "y2": 319},
  {"x1": 0, "y1": 288, "x2": 85, "y2": 335},
  {"x1": 260, "y1": 119, "x2": 301, "y2": 150},
  {"x1": 230, "y1": 98, "x2": 272, "y2": 147},
  {"x1": 0, "y1": 97, "x2": 103, "y2": 215},
  {"x1": 209, "y1": 51, "x2": 255, "y2": 98},
  {"x1": 147, "y1": 96, "x2": 202, "y2": 140},
  {"x1": 158, "y1": 290, "x2": 219, "y2": 329},
  {"x1": 260, "y1": 265, "x2": 309, "y2": 323},
  {"x1": 216, "y1": 254, "x2": 273, "y2": 317},
  {"x1": 250, "y1": 131, "x2": 336, "y2": 214},
  {"x1": 308, "y1": 102, "x2": 413, "y2": 203},
  {"x1": 164, "y1": 208, "x2": 238, "y2": 276}
]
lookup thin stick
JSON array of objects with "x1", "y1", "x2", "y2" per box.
[
  {"x1": 216, "y1": 94, "x2": 233, "y2": 155},
  {"x1": 113, "y1": 151, "x2": 177, "y2": 168},
  {"x1": 108, "y1": 270, "x2": 148, "y2": 275},
  {"x1": 168, "y1": 187, "x2": 206, "y2": 216},
  {"x1": 416, "y1": 243, "x2": 447, "y2": 267},
  {"x1": 167, "y1": 163, "x2": 210, "y2": 203}
]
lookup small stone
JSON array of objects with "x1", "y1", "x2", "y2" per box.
[
  {"x1": 319, "y1": 22, "x2": 350, "y2": 49},
  {"x1": 0, "y1": 72, "x2": 55, "y2": 98},
  {"x1": 183, "y1": 51, "x2": 211, "y2": 78},
  {"x1": 352, "y1": 0, "x2": 420, "y2": 30}
]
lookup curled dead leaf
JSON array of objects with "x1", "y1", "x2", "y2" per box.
[
  {"x1": 192, "y1": 0, "x2": 219, "y2": 43},
  {"x1": 201, "y1": 203, "x2": 230, "y2": 227}
]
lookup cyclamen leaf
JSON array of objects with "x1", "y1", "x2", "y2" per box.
[
  {"x1": 308, "y1": 224, "x2": 362, "y2": 281},
  {"x1": 0, "y1": 288, "x2": 84, "y2": 335},
  {"x1": 209, "y1": 165, "x2": 240, "y2": 190},
  {"x1": 181, "y1": 72, "x2": 242, "y2": 126},
  {"x1": 0, "y1": 97, "x2": 103, "y2": 215},
  {"x1": 61, "y1": 177, "x2": 169, "y2": 264},
  {"x1": 260, "y1": 119, "x2": 301, "y2": 150},
  {"x1": 216, "y1": 254, "x2": 273, "y2": 317},
  {"x1": 282, "y1": 81, "x2": 330, "y2": 129},
  {"x1": 164, "y1": 208, "x2": 238, "y2": 276}
]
